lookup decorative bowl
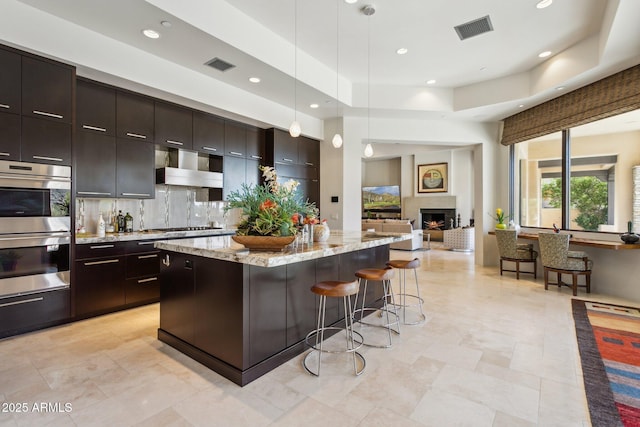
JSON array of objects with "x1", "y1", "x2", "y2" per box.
[
  {"x1": 620, "y1": 233, "x2": 639, "y2": 244},
  {"x1": 231, "y1": 235, "x2": 296, "y2": 251}
]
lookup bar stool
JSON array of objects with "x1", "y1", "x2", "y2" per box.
[
  {"x1": 353, "y1": 267, "x2": 400, "y2": 348},
  {"x1": 386, "y1": 258, "x2": 426, "y2": 325},
  {"x1": 303, "y1": 280, "x2": 365, "y2": 377}
]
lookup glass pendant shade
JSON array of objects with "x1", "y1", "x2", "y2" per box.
[
  {"x1": 332, "y1": 133, "x2": 343, "y2": 148},
  {"x1": 289, "y1": 121, "x2": 301, "y2": 137},
  {"x1": 364, "y1": 143, "x2": 373, "y2": 157}
]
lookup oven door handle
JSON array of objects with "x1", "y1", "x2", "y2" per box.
[{"x1": 0, "y1": 233, "x2": 70, "y2": 249}]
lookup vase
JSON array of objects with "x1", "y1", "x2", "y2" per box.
[
  {"x1": 313, "y1": 223, "x2": 330, "y2": 242},
  {"x1": 495, "y1": 223, "x2": 507, "y2": 230},
  {"x1": 231, "y1": 235, "x2": 296, "y2": 251},
  {"x1": 620, "y1": 233, "x2": 639, "y2": 244}
]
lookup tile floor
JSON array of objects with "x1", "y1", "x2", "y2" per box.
[{"x1": 0, "y1": 244, "x2": 634, "y2": 426}]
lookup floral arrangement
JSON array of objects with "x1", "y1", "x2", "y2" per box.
[
  {"x1": 489, "y1": 208, "x2": 510, "y2": 228},
  {"x1": 225, "y1": 166, "x2": 319, "y2": 236}
]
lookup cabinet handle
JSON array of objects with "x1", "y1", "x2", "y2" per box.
[
  {"x1": 84, "y1": 259, "x2": 120, "y2": 266},
  {"x1": 305, "y1": 162, "x2": 314, "y2": 166},
  {"x1": 82, "y1": 125, "x2": 107, "y2": 132},
  {"x1": 282, "y1": 158, "x2": 293, "y2": 163},
  {"x1": 166, "y1": 140, "x2": 183, "y2": 146},
  {"x1": 137, "y1": 241, "x2": 155, "y2": 245},
  {"x1": 0, "y1": 297, "x2": 44, "y2": 308},
  {"x1": 137, "y1": 277, "x2": 158, "y2": 284},
  {"x1": 138, "y1": 254, "x2": 158, "y2": 259},
  {"x1": 229, "y1": 151, "x2": 243, "y2": 156},
  {"x1": 121, "y1": 193, "x2": 151, "y2": 197},
  {"x1": 126, "y1": 132, "x2": 147, "y2": 139},
  {"x1": 0, "y1": 152, "x2": 10, "y2": 157},
  {"x1": 89, "y1": 244, "x2": 115, "y2": 249},
  {"x1": 33, "y1": 110, "x2": 63, "y2": 119},
  {"x1": 202, "y1": 146, "x2": 217, "y2": 152},
  {"x1": 33, "y1": 155, "x2": 63, "y2": 162},
  {"x1": 0, "y1": 103, "x2": 9, "y2": 109},
  {"x1": 251, "y1": 155, "x2": 262, "y2": 160},
  {"x1": 78, "y1": 191, "x2": 112, "y2": 196}
]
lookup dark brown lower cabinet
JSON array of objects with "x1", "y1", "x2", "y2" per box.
[
  {"x1": 0, "y1": 289, "x2": 70, "y2": 339},
  {"x1": 74, "y1": 256, "x2": 125, "y2": 317},
  {"x1": 157, "y1": 245, "x2": 387, "y2": 386}
]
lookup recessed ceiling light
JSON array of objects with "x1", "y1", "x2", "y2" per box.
[
  {"x1": 536, "y1": 0, "x2": 553, "y2": 9},
  {"x1": 396, "y1": 48, "x2": 408, "y2": 55},
  {"x1": 518, "y1": 104, "x2": 525, "y2": 108},
  {"x1": 160, "y1": 20, "x2": 172, "y2": 28},
  {"x1": 426, "y1": 79, "x2": 436, "y2": 85},
  {"x1": 309, "y1": 103, "x2": 319, "y2": 109},
  {"x1": 142, "y1": 29, "x2": 160, "y2": 39},
  {"x1": 556, "y1": 86, "x2": 565, "y2": 91},
  {"x1": 344, "y1": 0, "x2": 358, "y2": 3},
  {"x1": 249, "y1": 77, "x2": 261, "y2": 83},
  {"x1": 538, "y1": 50, "x2": 552, "y2": 58}
]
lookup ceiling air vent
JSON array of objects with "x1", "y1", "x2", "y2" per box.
[
  {"x1": 454, "y1": 15, "x2": 494, "y2": 40},
  {"x1": 205, "y1": 57, "x2": 236, "y2": 72}
]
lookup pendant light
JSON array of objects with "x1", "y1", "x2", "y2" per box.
[
  {"x1": 289, "y1": 0, "x2": 301, "y2": 137},
  {"x1": 363, "y1": 5, "x2": 375, "y2": 157},
  {"x1": 331, "y1": 0, "x2": 343, "y2": 148}
]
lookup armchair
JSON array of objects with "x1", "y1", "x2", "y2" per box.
[
  {"x1": 538, "y1": 233, "x2": 592, "y2": 296},
  {"x1": 495, "y1": 229, "x2": 538, "y2": 279}
]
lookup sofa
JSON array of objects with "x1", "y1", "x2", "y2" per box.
[{"x1": 361, "y1": 219, "x2": 424, "y2": 251}]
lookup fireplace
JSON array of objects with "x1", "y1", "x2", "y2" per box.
[{"x1": 420, "y1": 208, "x2": 456, "y2": 230}]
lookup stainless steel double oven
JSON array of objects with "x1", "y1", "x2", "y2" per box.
[{"x1": 0, "y1": 160, "x2": 71, "y2": 301}]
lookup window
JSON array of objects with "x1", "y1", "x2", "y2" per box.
[{"x1": 515, "y1": 111, "x2": 640, "y2": 233}]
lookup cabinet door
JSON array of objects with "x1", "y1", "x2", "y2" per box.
[
  {"x1": 298, "y1": 136, "x2": 319, "y2": 167},
  {"x1": 0, "y1": 48, "x2": 21, "y2": 115},
  {"x1": 224, "y1": 120, "x2": 246, "y2": 157},
  {"x1": 75, "y1": 257, "x2": 125, "y2": 317},
  {"x1": 193, "y1": 112, "x2": 224, "y2": 155},
  {"x1": 286, "y1": 260, "x2": 317, "y2": 346},
  {"x1": 223, "y1": 156, "x2": 246, "y2": 200},
  {"x1": 0, "y1": 113, "x2": 20, "y2": 160},
  {"x1": 194, "y1": 258, "x2": 245, "y2": 369},
  {"x1": 75, "y1": 132, "x2": 116, "y2": 197},
  {"x1": 272, "y1": 128, "x2": 298, "y2": 165},
  {"x1": 116, "y1": 91, "x2": 154, "y2": 141},
  {"x1": 159, "y1": 251, "x2": 195, "y2": 343},
  {"x1": 116, "y1": 138, "x2": 154, "y2": 198},
  {"x1": 21, "y1": 116, "x2": 71, "y2": 165},
  {"x1": 0, "y1": 289, "x2": 70, "y2": 339},
  {"x1": 248, "y1": 265, "x2": 287, "y2": 366},
  {"x1": 77, "y1": 79, "x2": 116, "y2": 136},
  {"x1": 21, "y1": 56, "x2": 73, "y2": 124},
  {"x1": 155, "y1": 101, "x2": 193, "y2": 150},
  {"x1": 246, "y1": 127, "x2": 265, "y2": 162}
]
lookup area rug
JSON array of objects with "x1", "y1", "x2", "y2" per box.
[{"x1": 572, "y1": 299, "x2": 640, "y2": 427}]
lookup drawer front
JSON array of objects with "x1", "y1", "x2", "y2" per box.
[
  {"x1": 75, "y1": 242, "x2": 125, "y2": 260},
  {"x1": 126, "y1": 252, "x2": 160, "y2": 278},
  {"x1": 125, "y1": 276, "x2": 159, "y2": 305},
  {"x1": 123, "y1": 240, "x2": 158, "y2": 254},
  {"x1": 0, "y1": 289, "x2": 70, "y2": 338}
]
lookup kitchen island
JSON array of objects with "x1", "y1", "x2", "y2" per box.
[{"x1": 155, "y1": 230, "x2": 411, "y2": 385}]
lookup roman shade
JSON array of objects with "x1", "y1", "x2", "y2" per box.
[{"x1": 501, "y1": 64, "x2": 640, "y2": 146}]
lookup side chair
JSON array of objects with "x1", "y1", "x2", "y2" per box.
[
  {"x1": 495, "y1": 229, "x2": 538, "y2": 279},
  {"x1": 538, "y1": 232, "x2": 592, "y2": 296}
]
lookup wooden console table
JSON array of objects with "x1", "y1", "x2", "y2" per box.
[{"x1": 489, "y1": 231, "x2": 640, "y2": 250}]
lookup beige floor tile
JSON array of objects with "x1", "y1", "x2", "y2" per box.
[{"x1": 410, "y1": 389, "x2": 495, "y2": 427}]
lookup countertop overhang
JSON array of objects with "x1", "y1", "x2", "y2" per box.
[
  {"x1": 75, "y1": 228, "x2": 235, "y2": 244},
  {"x1": 154, "y1": 231, "x2": 412, "y2": 268}
]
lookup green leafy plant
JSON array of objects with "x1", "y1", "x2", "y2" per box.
[
  {"x1": 225, "y1": 166, "x2": 318, "y2": 236},
  {"x1": 541, "y1": 176, "x2": 608, "y2": 231}
]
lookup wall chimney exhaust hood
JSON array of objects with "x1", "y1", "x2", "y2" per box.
[{"x1": 156, "y1": 149, "x2": 223, "y2": 188}]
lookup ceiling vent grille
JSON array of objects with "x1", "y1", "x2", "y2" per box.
[
  {"x1": 205, "y1": 57, "x2": 236, "y2": 72},
  {"x1": 454, "y1": 15, "x2": 494, "y2": 40}
]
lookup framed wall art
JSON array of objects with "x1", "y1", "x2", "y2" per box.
[{"x1": 417, "y1": 163, "x2": 448, "y2": 193}]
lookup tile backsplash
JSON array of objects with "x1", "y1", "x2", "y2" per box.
[{"x1": 76, "y1": 185, "x2": 240, "y2": 233}]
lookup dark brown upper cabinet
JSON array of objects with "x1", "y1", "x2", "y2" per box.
[
  {"x1": 74, "y1": 131, "x2": 117, "y2": 198},
  {"x1": 116, "y1": 91, "x2": 154, "y2": 142},
  {"x1": 298, "y1": 136, "x2": 320, "y2": 168},
  {"x1": 116, "y1": 137, "x2": 155, "y2": 198},
  {"x1": 0, "y1": 48, "x2": 21, "y2": 115},
  {"x1": 21, "y1": 116, "x2": 72, "y2": 166},
  {"x1": 21, "y1": 56, "x2": 73, "y2": 124},
  {"x1": 154, "y1": 101, "x2": 193, "y2": 150},
  {"x1": 224, "y1": 120, "x2": 246, "y2": 158},
  {"x1": 0, "y1": 113, "x2": 20, "y2": 160},
  {"x1": 193, "y1": 112, "x2": 224, "y2": 155},
  {"x1": 268, "y1": 128, "x2": 298, "y2": 165},
  {"x1": 77, "y1": 79, "x2": 116, "y2": 136},
  {"x1": 246, "y1": 127, "x2": 265, "y2": 163}
]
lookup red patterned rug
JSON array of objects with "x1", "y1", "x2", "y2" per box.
[{"x1": 572, "y1": 299, "x2": 640, "y2": 427}]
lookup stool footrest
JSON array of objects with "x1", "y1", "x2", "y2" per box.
[{"x1": 304, "y1": 327, "x2": 364, "y2": 353}]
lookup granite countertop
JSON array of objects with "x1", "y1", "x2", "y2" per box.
[
  {"x1": 75, "y1": 228, "x2": 236, "y2": 244},
  {"x1": 154, "y1": 230, "x2": 412, "y2": 268}
]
